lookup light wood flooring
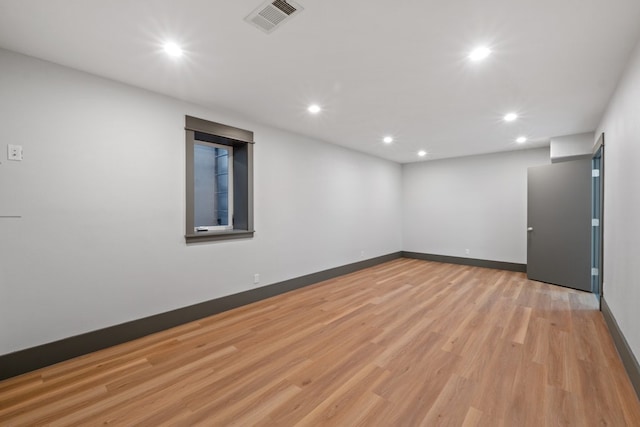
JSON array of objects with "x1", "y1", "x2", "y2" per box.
[{"x1": 1, "y1": 258, "x2": 639, "y2": 426}]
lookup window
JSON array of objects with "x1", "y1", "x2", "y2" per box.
[{"x1": 185, "y1": 116, "x2": 254, "y2": 242}]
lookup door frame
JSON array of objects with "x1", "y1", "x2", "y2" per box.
[{"x1": 592, "y1": 133, "x2": 605, "y2": 307}]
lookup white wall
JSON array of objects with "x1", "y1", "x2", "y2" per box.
[
  {"x1": 0, "y1": 49, "x2": 402, "y2": 355},
  {"x1": 402, "y1": 149, "x2": 550, "y2": 263},
  {"x1": 596, "y1": 39, "x2": 640, "y2": 362},
  {"x1": 550, "y1": 132, "x2": 595, "y2": 163}
]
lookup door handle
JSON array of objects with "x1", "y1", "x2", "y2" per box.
[{"x1": 527, "y1": 227, "x2": 534, "y2": 232}]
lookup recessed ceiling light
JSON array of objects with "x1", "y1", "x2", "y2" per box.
[
  {"x1": 307, "y1": 104, "x2": 321, "y2": 114},
  {"x1": 516, "y1": 136, "x2": 527, "y2": 144},
  {"x1": 504, "y1": 113, "x2": 518, "y2": 122},
  {"x1": 418, "y1": 150, "x2": 427, "y2": 157},
  {"x1": 383, "y1": 136, "x2": 393, "y2": 144},
  {"x1": 163, "y1": 42, "x2": 183, "y2": 58},
  {"x1": 469, "y1": 46, "x2": 491, "y2": 61}
]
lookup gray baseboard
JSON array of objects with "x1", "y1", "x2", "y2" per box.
[
  {"x1": 601, "y1": 297, "x2": 640, "y2": 399},
  {"x1": 402, "y1": 251, "x2": 527, "y2": 272},
  {"x1": 0, "y1": 252, "x2": 402, "y2": 381}
]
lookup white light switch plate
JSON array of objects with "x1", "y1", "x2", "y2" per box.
[{"x1": 8, "y1": 144, "x2": 23, "y2": 161}]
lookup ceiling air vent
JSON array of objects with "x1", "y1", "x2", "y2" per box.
[{"x1": 245, "y1": 0, "x2": 304, "y2": 34}]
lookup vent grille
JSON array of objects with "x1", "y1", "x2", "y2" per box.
[
  {"x1": 272, "y1": 0, "x2": 296, "y2": 15},
  {"x1": 259, "y1": 5, "x2": 288, "y2": 26},
  {"x1": 245, "y1": 0, "x2": 303, "y2": 34}
]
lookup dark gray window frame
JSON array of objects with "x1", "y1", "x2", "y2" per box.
[{"x1": 185, "y1": 116, "x2": 254, "y2": 243}]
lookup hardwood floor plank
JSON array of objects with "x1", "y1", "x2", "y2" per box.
[
  {"x1": 470, "y1": 337, "x2": 524, "y2": 420},
  {"x1": 502, "y1": 305, "x2": 532, "y2": 344},
  {"x1": 504, "y1": 361, "x2": 546, "y2": 427},
  {"x1": 577, "y1": 358, "x2": 628, "y2": 426},
  {"x1": 461, "y1": 407, "x2": 488, "y2": 426},
  {"x1": 1, "y1": 259, "x2": 638, "y2": 426},
  {"x1": 442, "y1": 305, "x2": 491, "y2": 354},
  {"x1": 0, "y1": 357, "x2": 150, "y2": 420},
  {"x1": 293, "y1": 363, "x2": 389, "y2": 426},
  {"x1": 373, "y1": 344, "x2": 462, "y2": 425},
  {"x1": 546, "y1": 325, "x2": 580, "y2": 393},
  {"x1": 543, "y1": 385, "x2": 586, "y2": 426},
  {"x1": 47, "y1": 346, "x2": 235, "y2": 425},
  {"x1": 268, "y1": 342, "x2": 385, "y2": 426},
  {"x1": 0, "y1": 385, "x2": 108, "y2": 426},
  {"x1": 419, "y1": 374, "x2": 477, "y2": 426}
]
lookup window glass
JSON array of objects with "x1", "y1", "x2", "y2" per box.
[{"x1": 194, "y1": 142, "x2": 232, "y2": 230}]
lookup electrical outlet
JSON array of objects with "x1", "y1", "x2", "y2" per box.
[
  {"x1": 465, "y1": 249, "x2": 470, "y2": 255},
  {"x1": 7, "y1": 144, "x2": 23, "y2": 161},
  {"x1": 253, "y1": 273, "x2": 260, "y2": 284}
]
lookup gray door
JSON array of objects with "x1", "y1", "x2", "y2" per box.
[{"x1": 527, "y1": 159, "x2": 592, "y2": 291}]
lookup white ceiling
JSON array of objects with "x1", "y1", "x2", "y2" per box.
[{"x1": 1, "y1": 0, "x2": 640, "y2": 163}]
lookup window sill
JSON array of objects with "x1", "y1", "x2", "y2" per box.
[{"x1": 185, "y1": 229, "x2": 254, "y2": 244}]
